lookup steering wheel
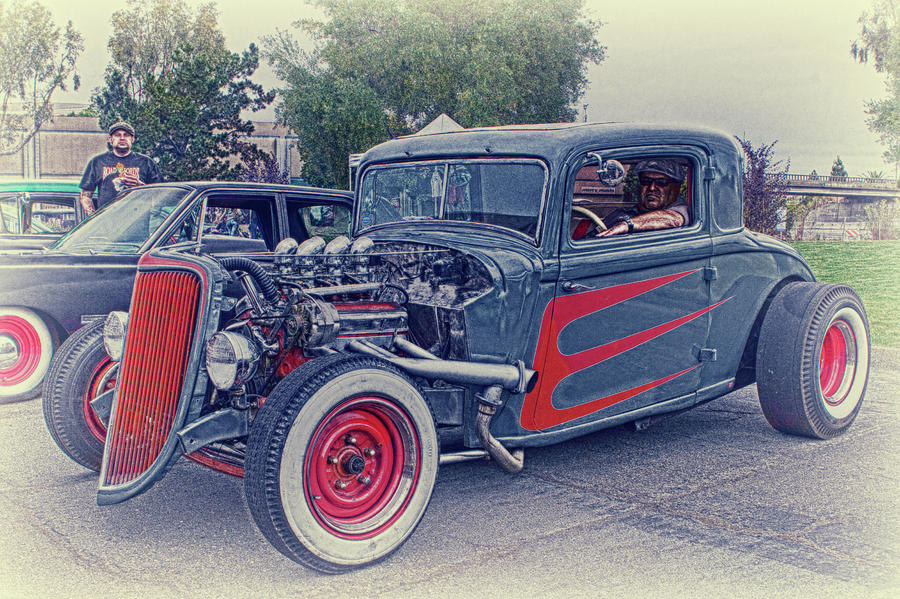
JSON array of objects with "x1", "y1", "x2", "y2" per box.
[{"x1": 572, "y1": 206, "x2": 607, "y2": 232}]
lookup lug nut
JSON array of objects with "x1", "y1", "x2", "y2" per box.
[
  {"x1": 327, "y1": 455, "x2": 337, "y2": 465},
  {"x1": 334, "y1": 480, "x2": 348, "y2": 490},
  {"x1": 364, "y1": 448, "x2": 376, "y2": 457},
  {"x1": 345, "y1": 435, "x2": 357, "y2": 445},
  {"x1": 357, "y1": 475, "x2": 371, "y2": 485}
]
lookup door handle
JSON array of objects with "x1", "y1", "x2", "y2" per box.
[{"x1": 561, "y1": 281, "x2": 594, "y2": 293}]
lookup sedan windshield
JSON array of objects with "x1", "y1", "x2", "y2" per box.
[
  {"x1": 51, "y1": 186, "x2": 191, "y2": 252},
  {"x1": 357, "y1": 160, "x2": 547, "y2": 241}
]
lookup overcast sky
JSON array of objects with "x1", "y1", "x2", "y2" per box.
[{"x1": 43, "y1": 0, "x2": 890, "y2": 176}]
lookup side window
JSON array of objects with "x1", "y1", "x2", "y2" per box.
[
  {"x1": 203, "y1": 206, "x2": 263, "y2": 239},
  {"x1": 27, "y1": 196, "x2": 79, "y2": 233},
  {"x1": 297, "y1": 204, "x2": 351, "y2": 242},
  {"x1": 570, "y1": 156, "x2": 693, "y2": 241},
  {"x1": 0, "y1": 194, "x2": 19, "y2": 234}
]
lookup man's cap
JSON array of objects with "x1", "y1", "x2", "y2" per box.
[
  {"x1": 634, "y1": 159, "x2": 685, "y2": 183},
  {"x1": 108, "y1": 121, "x2": 135, "y2": 137}
]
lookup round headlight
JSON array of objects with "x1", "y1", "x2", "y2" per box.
[
  {"x1": 205, "y1": 331, "x2": 260, "y2": 390},
  {"x1": 102, "y1": 311, "x2": 129, "y2": 361}
]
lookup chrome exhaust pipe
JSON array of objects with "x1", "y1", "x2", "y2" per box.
[
  {"x1": 475, "y1": 385, "x2": 524, "y2": 473},
  {"x1": 347, "y1": 340, "x2": 537, "y2": 394},
  {"x1": 348, "y1": 339, "x2": 531, "y2": 472}
]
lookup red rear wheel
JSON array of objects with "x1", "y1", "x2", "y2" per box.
[{"x1": 757, "y1": 283, "x2": 870, "y2": 438}]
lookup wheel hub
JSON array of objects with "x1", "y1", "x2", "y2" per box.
[
  {"x1": 343, "y1": 454, "x2": 366, "y2": 476},
  {"x1": 0, "y1": 334, "x2": 18, "y2": 370}
]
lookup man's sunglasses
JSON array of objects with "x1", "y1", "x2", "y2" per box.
[{"x1": 639, "y1": 175, "x2": 673, "y2": 187}]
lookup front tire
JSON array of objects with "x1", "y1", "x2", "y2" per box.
[
  {"x1": 245, "y1": 354, "x2": 439, "y2": 573},
  {"x1": 42, "y1": 320, "x2": 115, "y2": 470},
  {"x1": 756, "y1": 282, "x2": 870, "y2": 439},
  {"x1": 0, "y1": 307, "x2": 56, "y2": 403}
]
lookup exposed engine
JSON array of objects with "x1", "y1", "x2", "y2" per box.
[{"x1": 208, "y1": 235, "x2": 495, "y2": 403}]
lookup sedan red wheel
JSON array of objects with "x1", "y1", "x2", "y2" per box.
[{"x1": 0, "y1": 307, "x2": 54, "y2": 403}]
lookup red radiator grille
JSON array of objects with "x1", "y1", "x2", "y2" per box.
[{"x1": 102, "y1": 270, "x2": 201, "y2": 486}]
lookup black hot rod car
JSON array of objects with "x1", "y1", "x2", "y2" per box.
[{"x1": 43, "y1": 123, "x2": 870, "y2": 573}]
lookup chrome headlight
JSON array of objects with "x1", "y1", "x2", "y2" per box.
[
  {"x1": 205, "y1": 331, "x2": 260, "y2": 390},
  {"x1": 102, "y1": 311, "x2": 129, "y2": 361}
]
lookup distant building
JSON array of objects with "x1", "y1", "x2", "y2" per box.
[{"x1": 0, "y1": 110, "x2": 302, "y2": 181}]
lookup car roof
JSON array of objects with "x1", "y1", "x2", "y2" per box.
[
  {"x1": 147, "y1": 181, "x2": 353, "y2": 201},
  {"x1": 0, "y1": 179, "x2": 83, "y2": 193},
  {"x1": 361, "y1": 121, "x2": 742, "y2": 167}
]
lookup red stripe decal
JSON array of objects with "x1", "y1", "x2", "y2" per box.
[{"x1": 521, "y1": 269, "x2": 728, "y2": 430}]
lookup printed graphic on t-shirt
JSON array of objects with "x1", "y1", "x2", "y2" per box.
[{"x1": 102, "y1": 163, "x2": 139, "y2": 192}]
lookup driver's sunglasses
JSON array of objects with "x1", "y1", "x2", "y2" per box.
[{"x1": 639, "y1": 175, "x2": 672, "y2": 188}]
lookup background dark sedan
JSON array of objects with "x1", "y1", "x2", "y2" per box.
[{"x1": 0, "y1": 181, "x2": 352, "y2": 403}]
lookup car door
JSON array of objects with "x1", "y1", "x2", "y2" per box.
[{"x1": 522, "y1": 147, "x2": 720, "y2": 431}]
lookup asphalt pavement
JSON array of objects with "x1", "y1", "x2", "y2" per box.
[{"x1": 1, "y1": 349, "x2": 898, "y2": 598}]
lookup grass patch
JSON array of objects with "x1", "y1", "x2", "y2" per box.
[{"x1": 789, "y1": 241, "x2": 900, "y2": 348}]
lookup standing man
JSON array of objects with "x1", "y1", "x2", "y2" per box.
[{"x1": 79, "y1": 121, "x2": 163, "y2": 215}]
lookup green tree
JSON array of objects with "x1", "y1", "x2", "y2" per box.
[
  {"x1": 0, "y1": 0, "x2": 83, "y2": 155},
  {"x1": 865, "y1": 169, "x2": 886, "y2": 178},
  {"x1": 93, "y1": 0, "x2": 274, "y2": 181},
  {"x1": 106, "y1": 0, "x2": 224, "y2": 103},
  {"x1": 831, "y1": 156, "x2": 849, "y2": 178},
  {"x1": 851, "y1": 1, "x2": 900, "y2": 175},
  {"x1": 265, "y1": 0, "x2": 604, "y2": 188},
  {"x1": 738, "y1": 137, "x2": 790, "y2": 235},
  {"x1": 864, "y1": 198, "x2": 899, "y2": 239}
]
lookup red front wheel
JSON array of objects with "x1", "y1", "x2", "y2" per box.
[{"x1": 245, "y1": 354, "x2": 438, "y2": 573}]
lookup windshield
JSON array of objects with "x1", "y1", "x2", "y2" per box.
[
  {"x1": 51, "y1": 186, "x2": 191, "y2": 252},
  {"x1": 357, "y1": 159, "x2": 547, "y2": 241}
]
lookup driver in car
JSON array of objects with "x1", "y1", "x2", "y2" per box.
[{"x1": 596, "y1": 159, "x2": 689, "y2": 237}]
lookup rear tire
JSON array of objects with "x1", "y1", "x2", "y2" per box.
[
  {"x1": 756, "y1": 282, "x2": 870, "y2": 439},
  {"x1": 0, "y1": 307, "x2": 56, "y2": 403},
  {"x1": 42, "y1": 320, "x2": 115, "y2": 470},
  {"x1": 245, "y1": 354, "x2": 438, "y2": 573}
]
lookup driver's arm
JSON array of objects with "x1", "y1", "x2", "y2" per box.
[{"x1": 597, "y1": 208, "x2": 685, "y2": 237}]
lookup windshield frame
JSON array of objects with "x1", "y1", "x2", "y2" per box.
[
  {"x1": 49, "y1": 184, "x2": 196, "y2": 253},
  {"x1": 355, "y1": 158, "x2": 549, "y2": 245}
]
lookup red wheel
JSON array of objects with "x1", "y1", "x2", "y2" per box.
[
  {"x1": 245, "y1": 354, "x2": 438, "y2": 573},
  {"x1": 0, "y1": 307, "x2": 55, "y2": 403},
  {"x1": 83, "y1": 357, "x2": 116, "y2": 442},
  {"x1": 305, "y1": 397, "x2": 420, "y2": 537},
  {"x1": 757, "y1": 283, "x2": 870, "y2": 438}
]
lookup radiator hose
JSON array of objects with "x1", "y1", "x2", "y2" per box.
[{"x1": 217, "y1": 256, "x2": 280, "y2": 302}]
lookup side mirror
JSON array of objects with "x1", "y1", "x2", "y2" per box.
[{"x1": 588, "y1": 153, "x2": 626, "y2": 187}]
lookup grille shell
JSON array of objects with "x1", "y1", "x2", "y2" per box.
[{"x1": 98, "y1": 252, "x2": 217, "y2": 504}]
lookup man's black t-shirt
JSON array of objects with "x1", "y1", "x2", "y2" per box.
[{"x1": 79, "y1": 151, "x2": 163, "y2": 208}]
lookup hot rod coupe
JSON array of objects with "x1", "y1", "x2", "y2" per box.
[
  {"x1": 43, "y1": 123, "x2": 870, "y2": 573},
  {"x1": 0, "y1": 182, "x2": 351, "y2": 403}
]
